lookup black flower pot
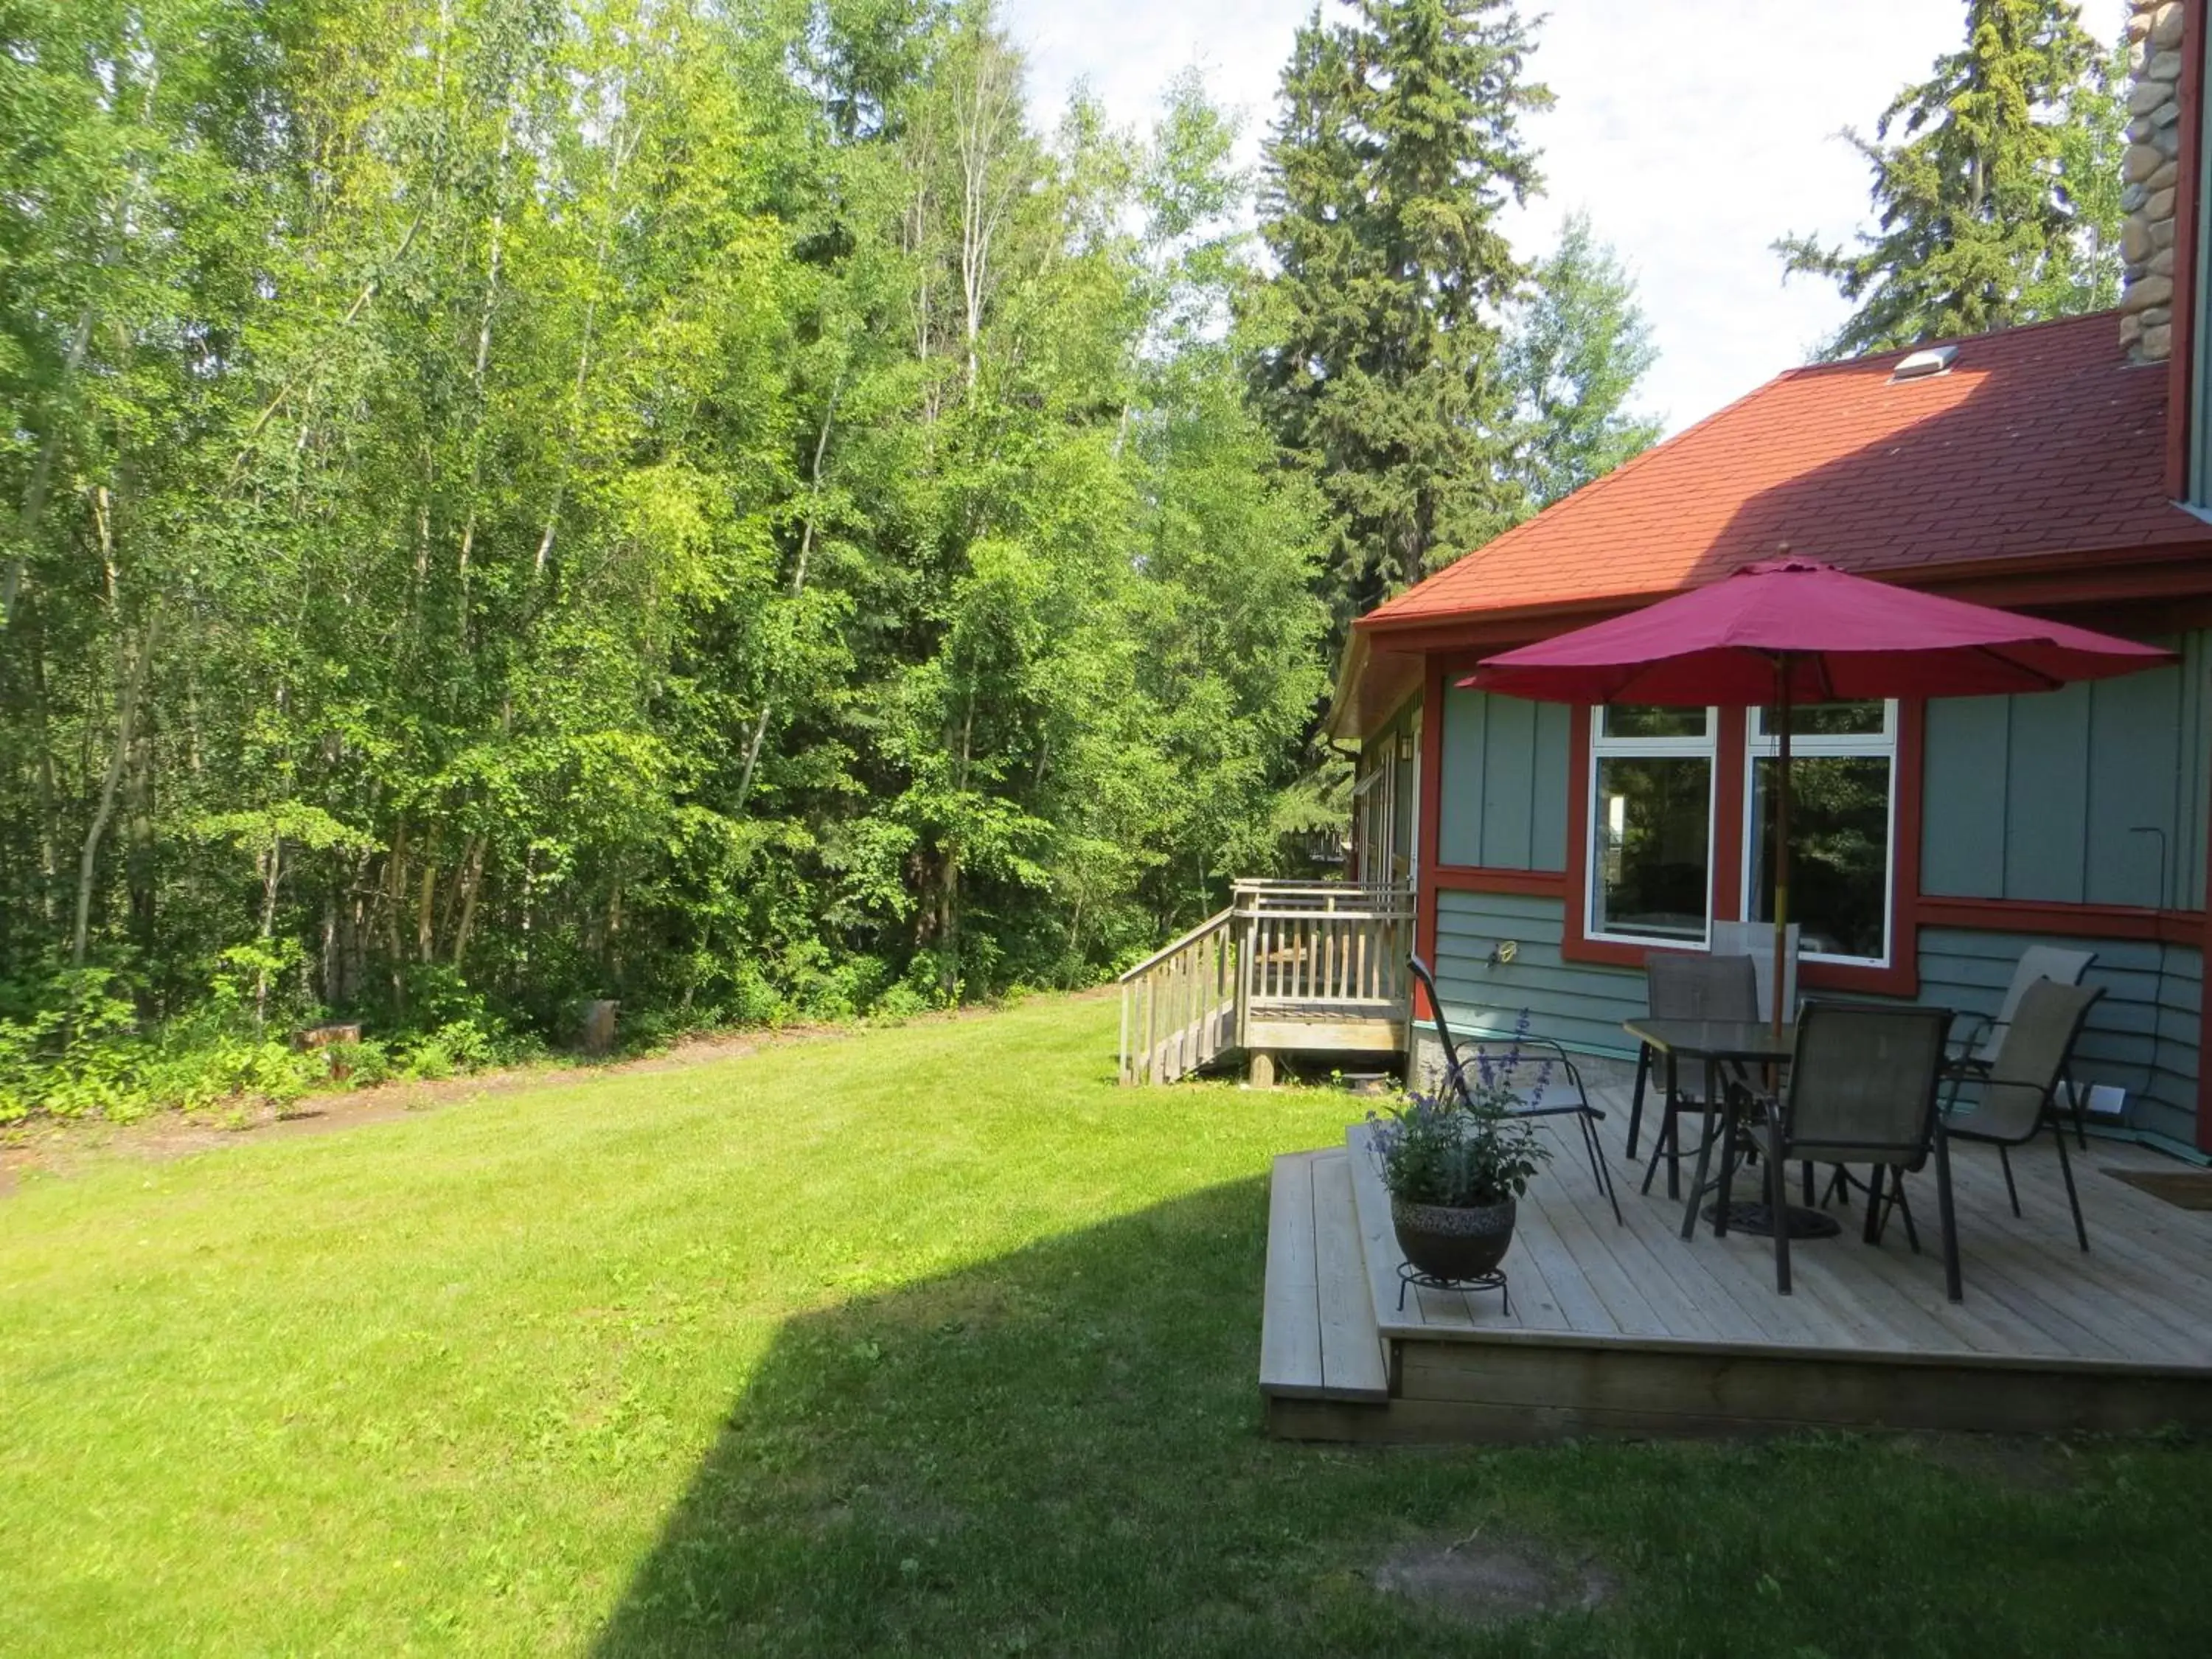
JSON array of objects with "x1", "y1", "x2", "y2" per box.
[{"x1": 1391, "y1": 1195, "x2": 1516, "y2": 1281}]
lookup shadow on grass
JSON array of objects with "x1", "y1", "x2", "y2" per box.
[
  {"x1": 591, "y1": 1176, "x2": 1338, "y2": 1657},
  {"x1": 591, "y1": 1175, "x2": 2212, "y2": 1659}
]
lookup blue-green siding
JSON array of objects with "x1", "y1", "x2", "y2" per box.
[
  {"x1": 1919, "y1": 928, "x2": 2202, "y2": 1148},
  {"x1": 1438, "y1": 688, "x2": 1569, "y2": 871},
  {"x1": 1921, "y1": 632, "x2": 2212, "y2": 910},
  {"x1": 1427, "y1": 888, "x2": 2202, "y2": 1144},
  {"x1": 1432, "y1": 889, "x2": 1644, "y2": 1060}
]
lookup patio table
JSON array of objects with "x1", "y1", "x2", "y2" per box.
[{"x1": 1619, "y1": 1018, "x2": 1833, "y2": 1242}]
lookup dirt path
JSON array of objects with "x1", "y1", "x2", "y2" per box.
[{"x1": 0, "y1": 995, "x2": 1083, "y2": 1197}]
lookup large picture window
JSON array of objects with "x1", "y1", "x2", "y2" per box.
[
  {"x1": 1744, "y1": 700, "x2": 1897, "y2": 965},
  {"x1": 1587, "y1": 706, "x2": 1715, "y2": 945}
]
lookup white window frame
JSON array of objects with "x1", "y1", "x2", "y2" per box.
[
  {"x1": 1585, "y1": 706, "x2": 1719, "y2": 950},
  {"x1": 1740, "y1": 700, "x2": 1900, "y2": 969}
]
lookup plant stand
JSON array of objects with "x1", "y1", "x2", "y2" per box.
[{"x1": 1397, "y1": 1261, "x2": 1510, "y2": 1318}]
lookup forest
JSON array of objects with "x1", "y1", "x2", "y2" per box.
[{"x1": 0, "y1": 0, "x2": 2121, "y2": 1113}]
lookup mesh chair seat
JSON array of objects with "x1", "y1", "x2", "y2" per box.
[
  {"x1": 1946, "y1": 947, "x2": 2098, "y2": 1150},
  {"x1": 1719, "y1": 1000, "x2": 1951, "y2": 1298},
  {"x1": 1931, "y1": 979, "x2": 2103, "y2": 1285}
]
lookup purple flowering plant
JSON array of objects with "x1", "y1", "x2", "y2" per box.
[{"x1": 1366, "y1": 1010, "x2": 1550, "y2": 1207}]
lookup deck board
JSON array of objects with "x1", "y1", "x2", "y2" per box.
[
  {"x1": 1275, "y1": 1078, "x2": 2212, "y2": 1441},
  {"x1": 1257, "y1": 1153, "x2": 1324, "y2": 1398},
  {"x1": 1310, "y1": 1152, "x2": 1390, "y2": 1400}
]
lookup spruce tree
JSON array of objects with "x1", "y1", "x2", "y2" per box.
[
  {"x1": 1775, "y1": 0, "x2": 2123, "y2": 360},
  {"x1": 1254, "y1": 0, "x2": 1550, "y2": 633}
]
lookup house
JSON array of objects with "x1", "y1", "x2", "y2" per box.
[
  {"x1": 1235, "y1": 0, "x2": 2212, "y2": 1450},
  {"x1": 1326, "y1": 11, "x2": 2212, "y2": 1161}
]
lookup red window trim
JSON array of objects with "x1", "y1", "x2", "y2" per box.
[
  {"x1": 1412, "y1": 656, "x2": 1446, "y2": 1021},
  {"x1": 1916, "y1": 897, "x2": 2205, "y2": 947},
  {"x1": 1431, "y1": 866, "x2": 1568, "y2": 897},
  {"x1": 1560, "y1": 698, "x2": 1922, "y2": 996}
]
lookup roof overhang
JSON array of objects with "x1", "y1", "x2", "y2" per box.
[
  {"x1": 1324, "y1": 629, "x2": 1425, "y2": 745},
  {"x1": 1325, "y1": 534, "x2": 2212, "y2": 734}
]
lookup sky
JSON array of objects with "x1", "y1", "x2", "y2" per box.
[{"x1": 999, "y1": 1, "x2": 2119, "y2": 436}]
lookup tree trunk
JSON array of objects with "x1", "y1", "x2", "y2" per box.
[
  {"x1": 953, "y1": 35, "x2": 1021, "y2": 394},
  {"x1": 456, "y1": 112, "x2": 513, "y2": 640},
  {"x1": 532, "y1": 123, "x2": 641, "y2": 588},
  {"x1": 450, "y1": 831, "x2": 488, "y2": 969},
  {"x1": 28, "y1": 613, "x2": 60, "y2": 925},
  {"x1": 383, "y1": 820, "x2": 410, "y2": 1014},
  {"x1": 72, "y1": 611, "x2": 158, "y2": 967},
  {"x1": 254, "y1": 834, "x2": 283, "y2": 1029},
  {"x1": 736, "y1": 383, "x2": 841, "y2": 812},
  {"x1": 415, "y1": 827, "x2": 441, "y2": 964}
]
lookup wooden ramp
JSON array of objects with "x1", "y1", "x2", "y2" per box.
[{"x1": 1260, "y1": 1087, "x2": 2212, "y2": 1443}]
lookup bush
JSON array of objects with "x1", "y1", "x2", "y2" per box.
[{"x1": 0, "y1": 956, "x2": 532, "y2": 1123}]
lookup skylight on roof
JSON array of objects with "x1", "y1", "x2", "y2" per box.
[{"x1": 1891, "y1": 344, "x2": 1958, "y2": 382}]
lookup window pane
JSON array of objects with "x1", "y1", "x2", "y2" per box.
[
  {"x1": 1601, "y1": 703, "x2": 1708, "y2": 740},
  {"x1": 1750, "y1": 754, "x2": 1893, "y2": 960},
  {"x1": 1593, "y1": 756, "x2": 1711, "y2": 941},
  {"x1": 1756, "y1": 700, "x2": 1886, "y2": 737}
]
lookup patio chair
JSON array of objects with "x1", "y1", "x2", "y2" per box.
[
  {"x1": 1627, "y1": 952, "x2": 1759, "y2": 1197},
  {"x1": 1945, "y1": 945, "x2": 2098, "y2": 1146},
  {"x1": 1408, "y1": 956, "x2": 1622, "y2": 1224},
  {"x1": 1709, "y1": 920, "x2": 1801, "y2": 1024},
  {"x1": 1929, "y1": 978, "x2": 2104, "y2": 1298},
  {"x1": 1721, "y1": 1000, "x2": 1951, "y2": 1298}
]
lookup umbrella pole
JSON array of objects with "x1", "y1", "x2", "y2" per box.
[{"x1": 1772, "y1": 663, "x2": 1792, "y2": 1040}]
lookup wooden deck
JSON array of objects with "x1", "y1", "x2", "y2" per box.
[{"x1": 1262, "y1": 1079, "x2": 2212, "y2": 1441}]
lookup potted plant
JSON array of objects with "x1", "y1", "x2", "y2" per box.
[{"x1": 1368, "y1": 1086, "x2": 1550, "y2": 1281}]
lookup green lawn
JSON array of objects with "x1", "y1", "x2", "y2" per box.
[{"x1": 3, "y1": 994, "x2": 2208, "y2": 1656}]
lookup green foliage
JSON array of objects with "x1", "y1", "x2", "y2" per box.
[
  {"x1": 1508, "y1": 211, "x2": 1663, "y2": 508},
  {"x1": 0, "y1": 0, "x2": 1331, "y2": 1116},
  {"x1": 1252, "y1": 0, "x2": 1553, "y2": 630},
  {"x1": 1775, "y1": 0, "x2": 2125, "y2": 358},
  {"x1": 1366, "y1": 1090, "x2": 1549, "y2": 1206},
  {"x1": 0, "y1": 956, "x2": 526, "y2": 1120}
]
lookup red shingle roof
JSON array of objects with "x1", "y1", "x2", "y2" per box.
[{"x1": 1361, "y1": 311, "x2": 2208, "y2": 631}]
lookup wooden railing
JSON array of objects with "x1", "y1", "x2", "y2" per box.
[
  {"x1": 1233, "y1": 880, "x2": 1413, "y2": 1013},
  {"x1": 1118, "y1": 907, "x2": 1238, "y2": 1085},
  {"x1": 1116, "y1": 880, "x2": 1413, "y2": 1085}
]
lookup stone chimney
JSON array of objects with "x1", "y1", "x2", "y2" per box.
[{"x1": 2121, "y1": 1, "x2": 2188, "y2": 361}]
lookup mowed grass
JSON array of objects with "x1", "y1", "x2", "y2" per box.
[{"x1": 2, "y1": 994, "x2": 2209, "y2": 1657}]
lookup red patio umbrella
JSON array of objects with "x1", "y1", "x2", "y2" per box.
[{"x1": 1462, "y1": 557, "x2": 2175, "y2": 1032}]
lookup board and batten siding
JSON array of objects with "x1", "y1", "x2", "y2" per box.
[
  {"x1": 1921, "y1": 632, "x2": 2212, "y2": 910},
  {"x1": 1426, "y1": 891, "x2": 2203, "y2": 1144},
  {"x1": 1430, "y1": 889, "x2": 1644, "y2": 1060},
  {"x1": 1919, "y1": 928, "x2": 2202, "y2": 1147},
  {"x1": 1437, "y1": 687, "x2": 1570, "y2": 871}
]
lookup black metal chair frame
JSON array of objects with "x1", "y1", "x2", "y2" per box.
[
  {"x1": 1721, "y1": 1000, "x2": 1954, "y2": 1298},
  {"x1": 1925, "y1": 981, "x2": 2104, "y2": 1300},
  {"x1": 1941, "y1": 949, "x2": 2099, "y2": 1149},
  {"x1": 1408, "y1": 956, "x2": 1622, "y2": 1224}
]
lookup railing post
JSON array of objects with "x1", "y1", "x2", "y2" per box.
[{"x1": 1119, "y1": 981, "x2": 1131, "y2": 1085}]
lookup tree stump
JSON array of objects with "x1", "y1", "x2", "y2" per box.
[
  {"x1": 293, "y1": 1023, "x2": 364, "y2": 1079},
  {"x1": 579, "y1": 999, "x2": 619, "y2": 1057}
]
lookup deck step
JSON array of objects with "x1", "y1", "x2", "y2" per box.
[{"x1": 1260, "y1": 1150, "x2": 1390, "y2": 1402}]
